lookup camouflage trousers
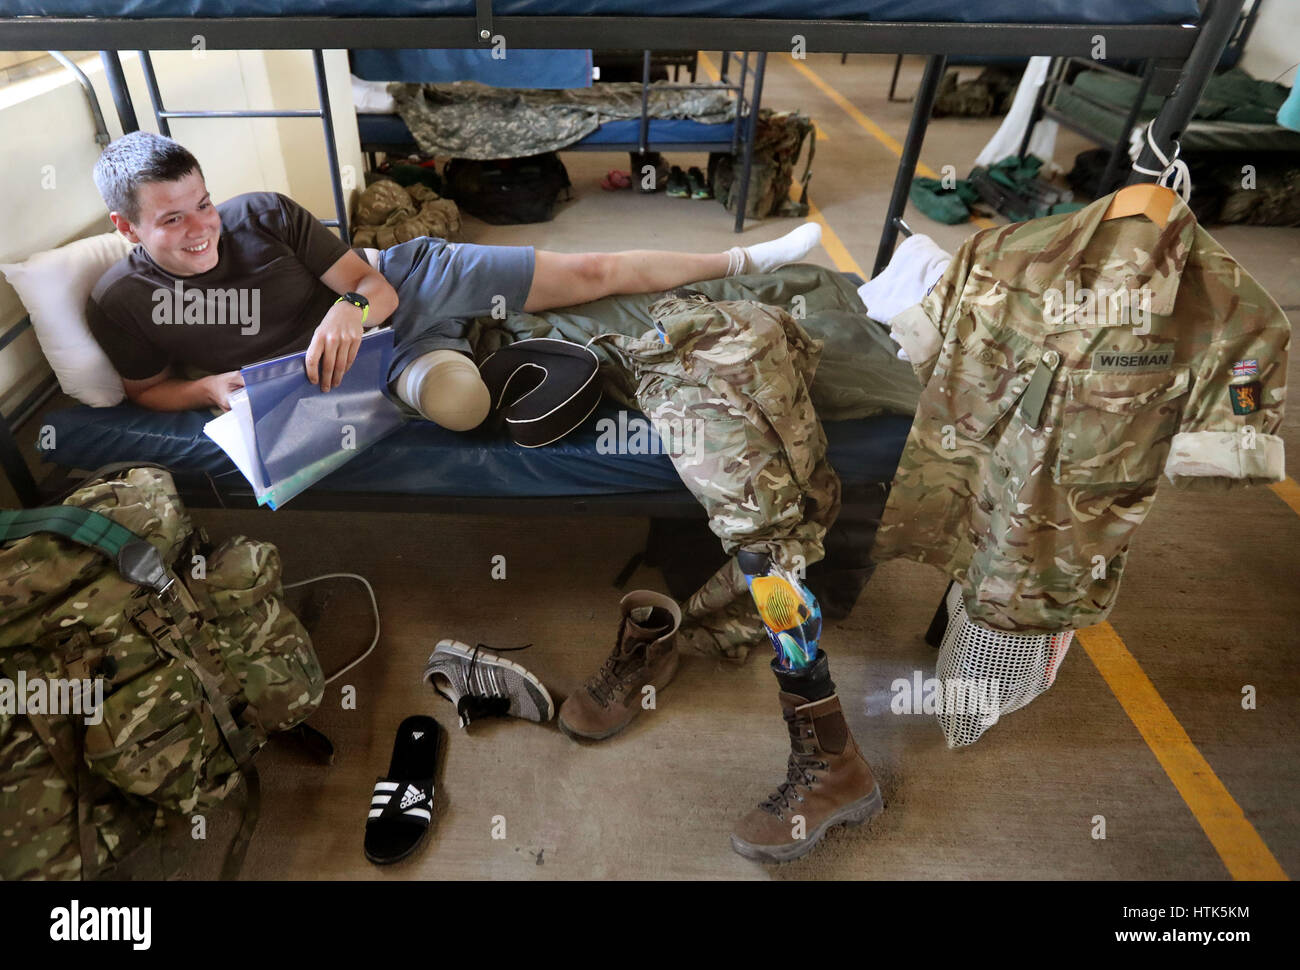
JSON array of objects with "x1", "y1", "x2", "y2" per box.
[{"x1": 598, "y1": 291, "x2": 841, "y2": 661}]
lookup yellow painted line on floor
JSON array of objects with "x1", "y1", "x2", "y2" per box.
[
  {"x1": 697, "y1": 51, "x2": 720, "y2": 82},
  {"x1": 698, "y1": 50, "x2": 827, "y2": 139},
  {"x1": 782, "y1": 54, "x2": 995, "y2": 231},
  {"x1": 786, "y1": 54, "x2": 910, "y2": 162},
  {"x1": 1268, "y1": 477, "x2": 1300, "y2": 516},
  {"x1": 1077, "y1": 622, "x2": 1289, "y2": 881},
  {"x1": 804, "y1": 196, "x2": 865, "y2": 279}
]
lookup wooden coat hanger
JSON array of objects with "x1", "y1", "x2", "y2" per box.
[{"x1": 1102, "y1": 182, "x2": 1178, "y2": 228}]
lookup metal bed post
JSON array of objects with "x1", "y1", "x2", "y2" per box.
[
  {"x1": 0, "y1": 320, "x2": 43, "y2": 508},
  {"x1": 639, "y1": 49, "x2": 651, "y2": 156},
  {"x1": 1014, "y1": 56, "x2": 1056, "y2": 162},
  {"x1": 48, "y1": 52, "x2": 111, "y2": 146},
  {"x1": 731, "y1": 51, "x2": 766, "y2": 234},
  {"x1": 0, "y1": 420, "x2": 38, "y2": 509},
  {"x1": 873, "y1": 53, "x2": 946, "y2": 278},
  {"x1": 99, "y1": 51, "x2": 139, "y2": 133},
  {"x1": 1131, "y1": 0, "x2": 1244, "y2": 181},
  {"x1": 138, "y1": 51, "x2": 171, "y2": 136},
  {"x1": 887, "y1": 54, "x2": 914, "y2": 103},
  {"x1": 312, "y1": 49, "x2": 350, "y2": 243},
  {"x1": 1098, "y1": 59, "x2": 1156, "y2": 193}
]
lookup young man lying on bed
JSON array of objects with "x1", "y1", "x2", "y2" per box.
[
  {"x1": 87, "y1": 131, "x2": 887, "y2": 865},
  {"x1": 86, "y1": 131, "x2": 821, "y2": 429}
]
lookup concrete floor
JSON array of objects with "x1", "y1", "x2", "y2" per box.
[{"x1": 16, "y1": 53, "x2": 1300, "y2": 880}]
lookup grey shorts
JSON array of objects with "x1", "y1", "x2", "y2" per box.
[{"x1": 373, "y1": 236, "x2": 535, "y2": 381}]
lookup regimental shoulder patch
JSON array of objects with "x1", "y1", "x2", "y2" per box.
[
  {"x1": 1231, "y1": 359, "x2": 1259, "y2": 378},
  {"x1": 1230, "y1": 381, "x2": 1261, "y2": 415},
  {"x1": 1091, "y1": 349, "x2": 1174, "y2": 372}
]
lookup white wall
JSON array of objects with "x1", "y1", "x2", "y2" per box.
[
  {"x1": 0, "y1": 49, "x2": 363, "y2": 417},
  {"x1": 1240, "y1": 0, "x2": 1300, "y2": 86}
]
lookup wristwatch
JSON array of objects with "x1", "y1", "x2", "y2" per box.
[{"x1": 335, "y1": 291, "x2": 370, "y2": 323}]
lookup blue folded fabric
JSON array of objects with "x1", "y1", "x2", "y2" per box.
[{"x1": 240, "y1": 327, "x2": 406, "y2": 507}]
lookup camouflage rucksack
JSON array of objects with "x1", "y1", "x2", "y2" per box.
[
  {"x1": 352, "y1": 177, "x2": 461, "y2": 248},
  {"x1": 711, "y1": 109, "x2": 816, "y2": 220},
  {"x1": 0, "y1": 467, "x2": 324, "y2": 880}
]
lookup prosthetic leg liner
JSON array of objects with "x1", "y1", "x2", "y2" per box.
[
  {"x1": 478, "y1": 338, "x2": 601, "y2": 448},
  {"x1": 396, "y1": 349, "x2": 492, "y2": 432},
  {"x1": 772, "y1": 650, "x2": 834, "y2": 702},
  {"x1": 934, "y1": 581, "x2": 1074, "y2": 748}
]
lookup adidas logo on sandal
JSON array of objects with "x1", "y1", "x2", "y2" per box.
[{"x1": 400, "y1": 785, "x2": 428, "y2": 810}]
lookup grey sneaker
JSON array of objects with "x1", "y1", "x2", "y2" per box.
[{"x1": 423, "y1": 640, "x2": 555, "y2": 728}]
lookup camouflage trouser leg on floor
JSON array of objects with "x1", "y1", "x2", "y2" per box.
[{"x1": 599, "y1": 291, "x2": 841, "y2": 661}]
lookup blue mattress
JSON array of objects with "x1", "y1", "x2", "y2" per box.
[
  {"x1": 37, "y1": 402, "x2": 913, "y2": 498},
  {"x1": 576, "y1": 117, "x2": 733, "y2": 145},
  {"x1": 5, "y1": 1, "x2": 1201, "y2": 25},
  {"x1": 358, "y1": 111, "x2": 733, "y2": 148},
  {"x1": 351, "y1": 49, "x2": 593, "y2": 88}
]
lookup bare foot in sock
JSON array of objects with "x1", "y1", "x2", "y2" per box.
[{"x1": 726, "y1": 222, "x2": 823, "y2": 276}]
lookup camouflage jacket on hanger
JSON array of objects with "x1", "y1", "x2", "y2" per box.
[{"x1": 876, "y1": 191, "x2": 1290, "y2": 634}]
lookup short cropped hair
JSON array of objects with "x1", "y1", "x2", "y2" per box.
[{"x1": 92, "y1": 131, "x2": 203, "y2": 223}]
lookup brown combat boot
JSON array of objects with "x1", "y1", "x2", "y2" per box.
[
  {"x1": 731, "y1": 669, "x2": 882, "y2": 863},
  {"x1": 558, "y1": 590, "x2": 682, "y2": 741}
]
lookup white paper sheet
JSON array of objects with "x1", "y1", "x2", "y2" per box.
[{"x1": 203, "y1": 388, "x2": 272, "y2": 504}]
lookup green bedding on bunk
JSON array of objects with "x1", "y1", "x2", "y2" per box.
[
  {"x1": 1069, "y1": 67, "x2": 1290, "y2": 123},
  {"x1": 1053, "y1": 90, "x2": 1300, "y2": 154},
  {"x1": 1053, "y1": 66, "x2": 1300, "y2": 153},
  {"x1": 465, "y1": 263, "x2": 922, "y2": 422}
]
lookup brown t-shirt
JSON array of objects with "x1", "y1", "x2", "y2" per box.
[{"x1": 87, "y1": 191, "x2": 351, "y2": 380}]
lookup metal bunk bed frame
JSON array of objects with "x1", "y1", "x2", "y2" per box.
[
  {"x1": 1018, "y1": 0, "x2": 1264, "y2": 195},
  {"x1": 0, "y1": 0, "x2": 1247, "y2": 513},
  {"x1": 358, "y1": 48, "x2": 768, "y2": 236}
]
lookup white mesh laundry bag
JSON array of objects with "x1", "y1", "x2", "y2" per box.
[{"x1": 934, "y1": 582, "x2": 1074, "y2": 747}]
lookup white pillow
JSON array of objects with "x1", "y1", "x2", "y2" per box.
[
  {"x1": 0, "y1": 231, "x2": 133, "y2": 407},
  {"x1": 351, "y1": 74, "x2": 397, "y2": 114}
]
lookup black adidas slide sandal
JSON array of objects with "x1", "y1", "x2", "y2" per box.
[{"x1": 364, "y1": 715, "x2": 441, "y2": 865}]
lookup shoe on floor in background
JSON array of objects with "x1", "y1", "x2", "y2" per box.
[
  {"x1": 600, "y1": 169, "x2": 632, "y2": 191},
  {"x1": 423, "y1": 640, "x2": 555, "y2": 728},
  {"x1": 666, "y1": 165, "x2": 690, "y2": 197},
  {"x1": 364, "y1": 715, "x2": 441, "y2": 865},
  {"x1": 687, "y1": 166, "x2": 712, "y2": 199},
  {"x1": 629, "y1": 150, "x2": 670, "y2": 193},
  {"x1": 558, "y1": 590, "x2": 682, "y2": 741}
]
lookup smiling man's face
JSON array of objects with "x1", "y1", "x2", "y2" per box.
[{"x1": 110, "y1": 169, "x2": 222, "y2": 277}]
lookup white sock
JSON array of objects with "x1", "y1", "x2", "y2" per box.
[{"x1": 725, "y1": 222, "x2": 822, "y2": 277}]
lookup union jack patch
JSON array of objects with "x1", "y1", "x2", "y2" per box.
[{"x1": 1231, "y1": 359, "x2": 1259, "y2": 378}]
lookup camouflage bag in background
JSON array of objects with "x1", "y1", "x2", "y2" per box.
[
  {"x1": 0, "y1": 467, "x2": 325, "y2": 880},
  {"x1": 352, "y1": 178, "x2": 461, "y2": 248},
  {"x1": 711, "y1": 109, "x2": 816, "y2": 220}
]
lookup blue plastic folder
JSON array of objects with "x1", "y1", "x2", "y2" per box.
[{"x1": 240, "y1": 327, "x2": 405, "y2": 509}]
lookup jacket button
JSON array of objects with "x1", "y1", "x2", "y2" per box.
[{"x1": 1042, "y1": 350, "x2": 1060, "y2": 367}]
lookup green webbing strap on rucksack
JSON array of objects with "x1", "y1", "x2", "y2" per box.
[
  {"x1": 0, "y1": 506, "x2": 138, "y2": 560},
  {"x1": 0, "y1": 506, "x2": 171, "y2": 592}
]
